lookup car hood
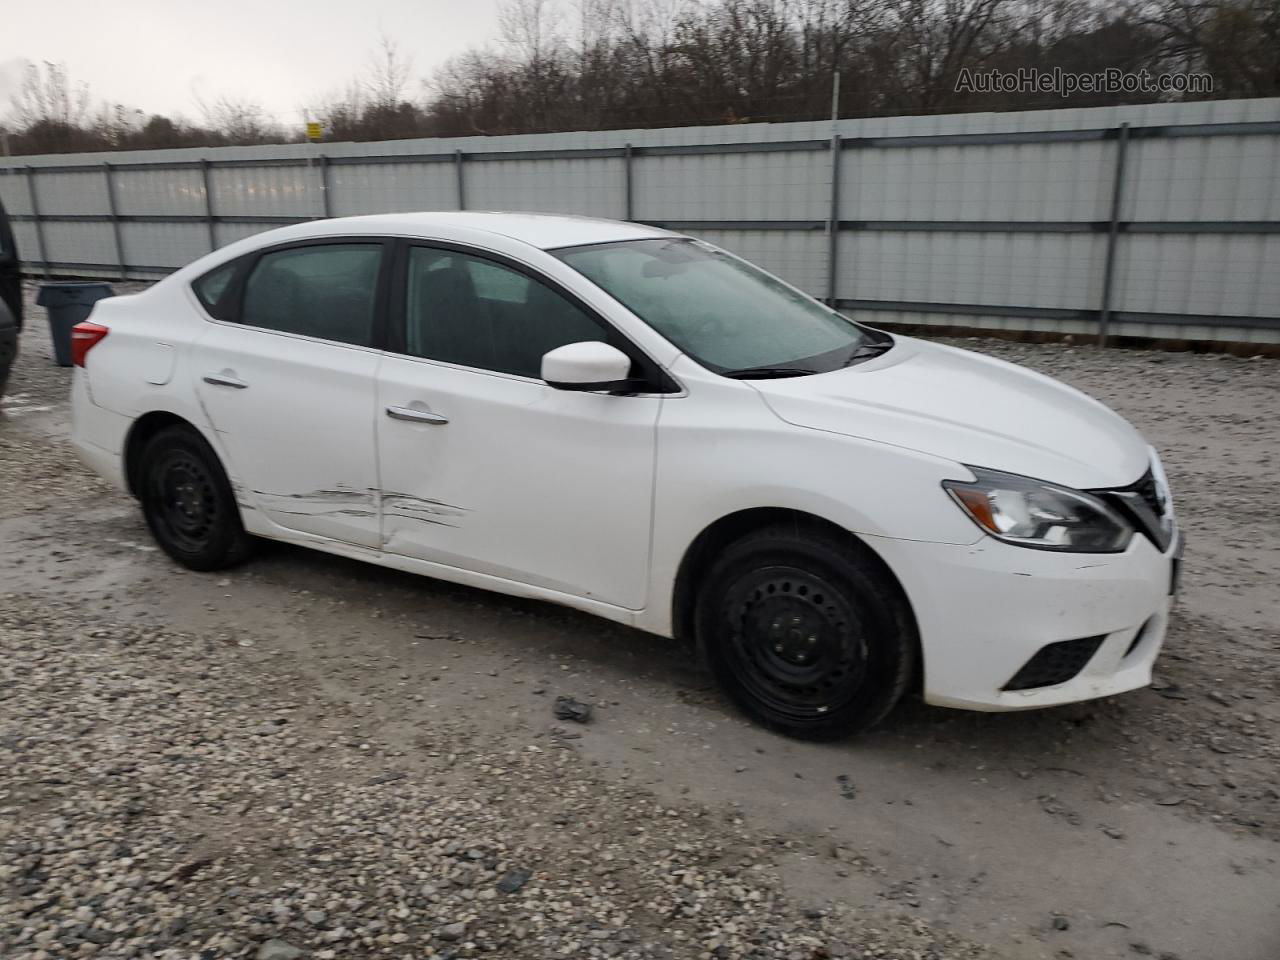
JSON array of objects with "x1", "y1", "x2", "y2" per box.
[{"x1": 750, "y1": 337, "x2": 1150, "y2": 489}]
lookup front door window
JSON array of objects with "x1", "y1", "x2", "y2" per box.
[{"x1": 403, "y1": 246, "x2": 604, "y2": 377}]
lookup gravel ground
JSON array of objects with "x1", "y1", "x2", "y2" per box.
[
  {"x1": 1, "y1": 281, "x2": 1278, "y2": 960},
  {"x1": 0, "y1": 599, "x2": 978, "y2": 960}
]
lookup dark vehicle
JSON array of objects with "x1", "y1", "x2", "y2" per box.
[{"x1": 0, "y1": 195, "x2": 21, "y2": 397}]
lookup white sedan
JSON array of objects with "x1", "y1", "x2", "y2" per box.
[{"x1": 69, "y1": 212, "x2": 1181, "y2": 739}]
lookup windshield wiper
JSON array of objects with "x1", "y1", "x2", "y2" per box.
[{"x1": 722, "y1": 366, "x2": 821, "y2": 380}]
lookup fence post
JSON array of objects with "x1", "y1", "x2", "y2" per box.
[
  {"x1": 318, "y1": 154, "x2": 332, "y2": 218},
  {"x1": 25, "y1": 166, "x2": 50, "y2": 278},
  {"x1": 623, "y1": 143, "x2": 634, "y2": 221},
  {"x1": 826, "y1": 134, "x2": 842, "y2": 307},
  {"x1": 454, "y1": 150, "x2": 466, "y2": 210},
  {"x1": 199, "y1": 160, "x2": 217, "y2": 253},
  {"x1": 103, "y1": 161, "x2": 127, "y2": 280},
  {"x1": 1098, "y1": 122, "x2": 1130, "y2": 347}
]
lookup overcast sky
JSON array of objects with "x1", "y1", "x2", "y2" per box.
[{"x1": 0, "y1": 0, "x2": 504, "y2": 127}]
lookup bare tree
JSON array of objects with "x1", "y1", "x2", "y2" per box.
[
  {"x1": 1130, "y1": 0, "x2": 1280, "y2": 97},
  {"x1": 2, "y1": 0, "x2": 1275, "y2": 155},
  {"x1": 9, "y1": 61, "x2": 91, "y2": 129},
  {"x1": 197, "y1": 94, "x2": 280, "y2": 145},
  {"x1": 500, "y1": 0, "x2": 565, "y2": 65},
  {"x1": 367, "y1": 35, "x2": 414, "y2": 109},
  {"x1": 874, "y1": 0, "x2": 1017, "y2": 113},
  {"x1": 308, "y1": 81, "x2": 367, "y2": 140},
  {"x1": 94, "y1": 102, "x2": 145, "y2": 147}
]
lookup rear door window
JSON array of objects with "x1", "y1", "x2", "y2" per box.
[{"x1": 241, "y1": 243, "x2": 383, "y2": 347}]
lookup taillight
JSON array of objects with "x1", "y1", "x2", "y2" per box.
[{"x1": 71, "y1": 322, "x2": 110, "y2": 367}]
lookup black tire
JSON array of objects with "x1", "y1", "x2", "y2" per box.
[
  {"x1": 0, "y1": 331, "x2": 15, "y2": 399},
  {"x1": 138, "y1": 425, "x2": 253, "y2": 571},
  {"x1": 695, "y1": 523, "x2": 916, "y2": 740}
]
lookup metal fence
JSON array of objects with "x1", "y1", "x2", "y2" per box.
[{"x1": 2, "y1": 97, "x2": 1278, "y2": 344}]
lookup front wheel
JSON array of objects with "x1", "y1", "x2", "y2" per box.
[
  {"x1": 695, "y1": 524, "x2": 917, "y2": 740},
  {"x1": 138, "y1": 425, "x2": 253, "y2": 571}
]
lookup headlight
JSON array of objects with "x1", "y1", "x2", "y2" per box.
[{"x1": 944, "y1": 467, "x2": 1134, "y2": 553}]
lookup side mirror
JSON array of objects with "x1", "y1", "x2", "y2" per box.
[{"x1": 542, "y1": 341, "x2": 638, "y2": 392}]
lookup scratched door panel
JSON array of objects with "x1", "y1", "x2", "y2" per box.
[
  {"x1": 375, "y1": 353, "x2": 659, "y2": 610},
  {"x1": 194, "y1": 322, "x2": 381, "y2": 548}
]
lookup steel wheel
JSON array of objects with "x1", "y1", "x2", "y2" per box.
[
  {"x1": 723, "y1": 566, "x2": 868, "y2": 722},
  {"x1": 696, "y1": 522, "x2": 916, "y2": 739},
  {"x1": 138, "y1": 424, "x2": 253, "y2": 570},
  {"x1": 152, "y1": 450, "x2": 220, "y2": 553}
]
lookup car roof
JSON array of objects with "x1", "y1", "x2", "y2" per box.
[{"x1": 290, "y1": 212, "x2": 674, "y2": 251}]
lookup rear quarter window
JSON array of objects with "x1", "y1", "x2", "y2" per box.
[{"x1": 192, "y1": 260, "x2": 239, "y2": 320}]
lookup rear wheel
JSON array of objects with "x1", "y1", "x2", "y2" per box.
[
  {"x1": 695, "y1": 524, "x2": 916, "y2": 740},
  {"x1": 138, "y1": 425, "x2": 253, "y2": 571}
]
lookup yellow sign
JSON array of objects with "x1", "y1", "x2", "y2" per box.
[{"x1": 305, "y1": 122, "x2": 323, "y2": 142}]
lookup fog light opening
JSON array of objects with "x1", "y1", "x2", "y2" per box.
[{"x1": 1123, "y1": 618, "x2": 1155, "y2": 660}]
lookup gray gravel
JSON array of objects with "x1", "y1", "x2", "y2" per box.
[
  {"x1": 0, "y1": 597, "x2": 988, "y2": 960},
  {"x1": 2, "y1": 281, "x2": 1278, "y2": 960}
]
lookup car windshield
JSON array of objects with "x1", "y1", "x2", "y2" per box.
[{"x1": 554, "y1": 238, "x2": 885, "y2": 376}]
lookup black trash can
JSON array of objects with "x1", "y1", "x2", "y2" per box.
[{"x1": 36, "y1": 282, "x2": 115, "y2": 366}]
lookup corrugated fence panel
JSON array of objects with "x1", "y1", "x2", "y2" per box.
[
  {"x1": 328, "y1": 162, "x2": 456, "y2": 215},
  {"x1": 209, "y1": 164, "x2": 319, "y2": 218},
  {"x1": 466, "y1": 158, "x2": 623, "y2": 217},
  {"x1": 213, "y1": 222, "x2": 284, "y2": 248},
  {"x1": 838, "y1": 231, "x2": 1106, "y2": 310},
  {"x1": 1124, "y1": 134, "x2": 1280, "y2": 221},
  {"x1": 2, "y1": 97, "x2": 1278, "y2": 344},
  {"x1": 635, "y1": 149, "x2": 829, "y2": 221},
  {"x1": 121, "y1": 222, "x2": 215, "y2": 270},
  {"x1": 842, "y1": 140, "x2": 1113, "y2": 221},
  {"x1": 42, "y1": 221, "x2": 116, "y2": 265},
  {"x1": 9, "y1": 220, "x2": 40, "y2": 260},
  {"x1": 38, "y1": 170, "x2": 110, "y2": 216},
  {"x1": 1114, "y1": 234, "x2": 1280, "y2": 317},
  {"x1": 0, "y1": 172, "x2": 32, "y2": 216},
  {"x1": 113, "y1": 167, "x2": 207, "y2": 217}
]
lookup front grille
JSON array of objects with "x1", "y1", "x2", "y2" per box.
[
  {"x1": 1002, "y1": 635, "x2": 1106, "y2": 691},
  {"x1": 1126, "y1": 469, "x2": 1165, "y2": 517},
  {"x1": 1092, "y1": 467, "x2": 1173, "y2": 551}
]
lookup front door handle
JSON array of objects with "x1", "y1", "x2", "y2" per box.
[
  {"x1": 386, "y1": 405, "x2": 448, "y2": 425},
  {"x1": 203, "y1": 372, "x2": 248, "y2": 389}
]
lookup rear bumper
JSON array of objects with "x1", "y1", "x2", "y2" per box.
[
  {"x1": 73, "y1": 435, "x2": 127, "y2": 492},
  {"x1": 70, "y1": 370, "x2": 129, "y2": 492},
  {"x1": 869, "y1": 527, "x2": 1179, "y2": 711}
]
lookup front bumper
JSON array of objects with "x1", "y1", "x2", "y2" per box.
[{"x1": 869, "y1": 526, "x2": 1180, "y2": 711}]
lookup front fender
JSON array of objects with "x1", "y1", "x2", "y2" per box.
[{"x1": 638, "y1": 375, "x2": 981, "y2": 637}]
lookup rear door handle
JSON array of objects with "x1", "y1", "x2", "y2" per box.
[
  {"x1": 203, "y1": 372, "x2": 248, "y2": 389},
  {"x1": 386, "y1": 405, "x2": 448, "y2": 425}
]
